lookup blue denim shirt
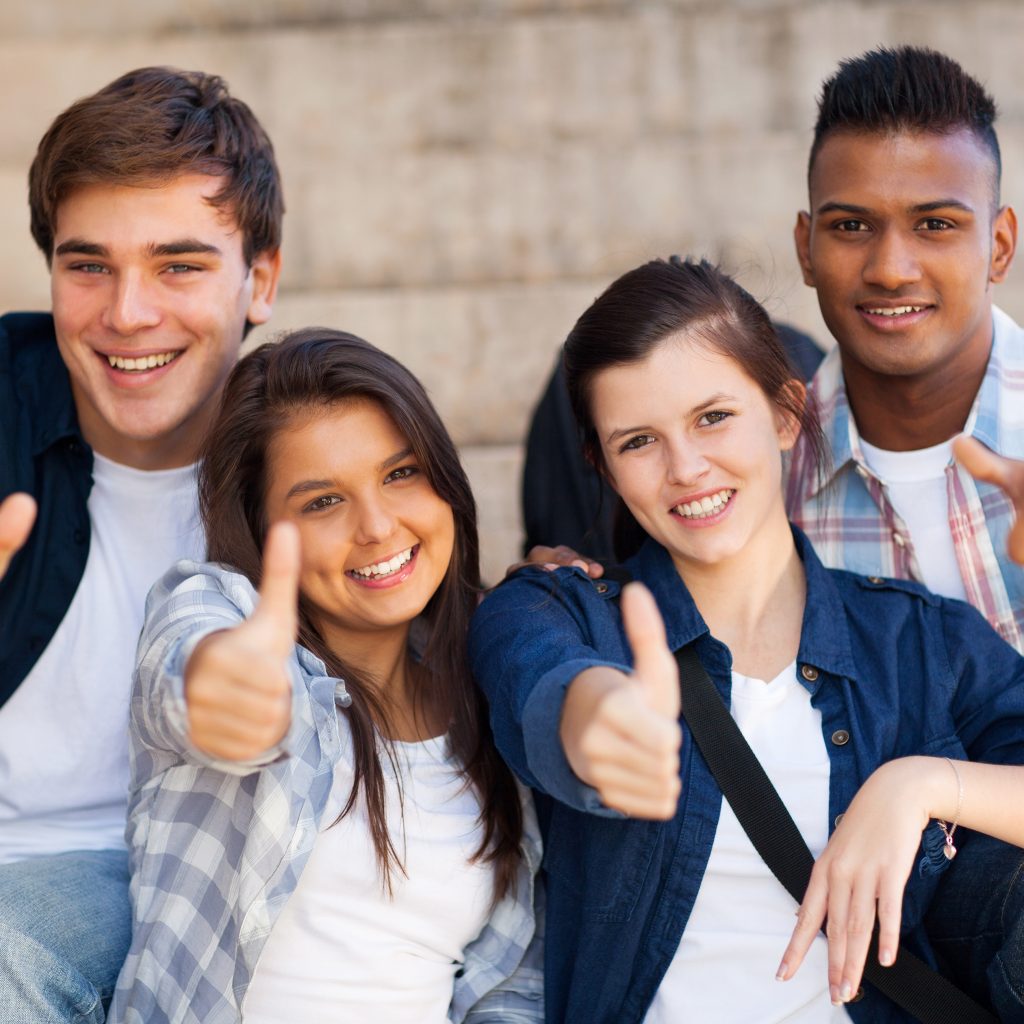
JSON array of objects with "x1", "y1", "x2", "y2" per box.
[{"x1": 469, "y1": 528, "x2": 1024, "y2": 1024}]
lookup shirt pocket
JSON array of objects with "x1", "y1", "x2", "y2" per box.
[{"x1": 542, "y1": 805, "x2": 660, "y2": 923}]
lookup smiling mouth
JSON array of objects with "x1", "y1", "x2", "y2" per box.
[
  {"x1": 347, "y1": 545, "x2": 417, "y2": 580},
  {"x1": 105, "y1": 351, "x2": 182, "y2": 372},
  {"x1": 858, "y1": 304, "x2": 930, "y2": 317},
  {"x1": 672, "y1": 489, "x2": 735, "y2": 519}
]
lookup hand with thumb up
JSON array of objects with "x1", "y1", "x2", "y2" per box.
[
  {"x1": 185, "y1": 521, "x2": 301, "y2": 761},
  {"x1": 559, "y1": 583, "x2": 683, "y2": 819}
]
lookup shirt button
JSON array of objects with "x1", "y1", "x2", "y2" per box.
[
  {"x1": 892, "y1": 533, "x2": 905, "y2": 547},
  {"x1": 834, "y1": 813, "x2": 845, "y2": 827},
  {"x1": 867, "y1": 576, "x2": 884, "y2": 585},
  {"x1": 831, "y1": 729, "x2": 850, "y2": 746},
  {"x1": 334, "y1": 681, "x2": 352, "y2": 708},
  {"x1": 595, "y1": 582, "x2": 609, "y2": 594},
  {"x1": 800, "y1": 665, "x2": 819, "y2": 682}
]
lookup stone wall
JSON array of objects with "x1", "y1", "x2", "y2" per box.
[{"x1": 4, "y1": 0, "x2": 1023, "y2": 581}]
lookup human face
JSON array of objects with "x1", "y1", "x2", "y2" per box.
[
  {"x1": 795, "y1": 129, "x2": 1016, "y2": 387},
  {"x1": 590, "y1": 338, "x2": 799, "y2": 576},
  {"x1": 51, "y1": 175, "x2": 280, "y2": 470},
  {"x1": 264, "y1": 401, "x2": 456, "y2": 655}
]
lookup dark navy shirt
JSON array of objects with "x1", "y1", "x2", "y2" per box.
[
  {"x1": 469, "y1": 529, "x2": 1024, "y2": 1023},
  {"x1": 0, "y1": 312, "x2": 93, "y2": 709}
]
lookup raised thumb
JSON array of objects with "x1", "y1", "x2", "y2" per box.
[
  {"x1": 621, "y1": 582, "x2": 680, "y2": 719},
  {"x1": 250, "y1": 520, "x2": 302, "y2": 654}
]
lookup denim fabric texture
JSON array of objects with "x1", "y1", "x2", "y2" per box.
[
  {"x1": 469, "y1": 527, "x2": 1024, "y2": 1024},
  {"x1": 0, "y1": 311, "x2": 93, "y2": 710},
  {"x1": 0, "y1": 849, "x2": 131, "y2": 1024}
]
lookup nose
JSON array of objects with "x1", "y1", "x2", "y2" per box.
[
  {"x1": 352, "y1": 495, "x2": 398, "y2": 548},
  {"x1": 664, "y1": 438, "x2": 709, "y2": 488},
  {"x1": 862, "y1": 227, "x2": 922, "y2": 291},
  {"x1": 101, "y1": 272, "x2": 162, "y2": 335}
]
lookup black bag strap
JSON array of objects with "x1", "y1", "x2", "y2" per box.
[{"x1": 673, "y1": 643, "x2": 997, "y2": 1024}]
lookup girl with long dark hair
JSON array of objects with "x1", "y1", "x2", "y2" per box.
[
  {"x1": 470, "y1": 258, "x2": 1024, "y2": 1023},
  {"x1": 111, "y1": 329, "x2": 541, "y2": 1024}
]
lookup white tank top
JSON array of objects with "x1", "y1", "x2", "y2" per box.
[{"x1": 243, "y1": 726, "x2": 495, "y2": 1023}]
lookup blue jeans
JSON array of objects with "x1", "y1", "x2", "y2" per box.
[
  {"x1": 0, "y1": 849, "x2": 131, "y2": 1024},
  {"x1": 926, "y1": 833, "x2": 1024, "y2": 1023}
]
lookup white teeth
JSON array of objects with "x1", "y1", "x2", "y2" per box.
[
  {"x1": 673, "y1": 489, "x2": 734, "y2": 520},
  {"x1": 865, "y1": 305, "x2": 925, "y2": 317},
  {"x1": 106, "y1": 351, "x2": 180, "y2": 371},
  {"x1": 351, "y1": 546, "x2": 415, "y2": 579}
]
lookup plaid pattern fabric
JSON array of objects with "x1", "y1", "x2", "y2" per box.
[
  {"x1": 786, "y1": 305, "x2": 1024, "y2": 653},
  {"x1": 110, "y1": 561, "x2": 543, "y2": 1024}
]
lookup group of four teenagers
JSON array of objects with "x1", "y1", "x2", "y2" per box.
[{"x1": 1, "y1": 42, "x2": 1024, "y2": 1024}]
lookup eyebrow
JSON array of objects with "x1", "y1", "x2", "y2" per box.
[
  {"x1": 815, "y1": 199, "x2": 975, "y2": 217},
  {"x1": 52, "y1": 238, "x2": 223, "y2": 259},
  {"x1": 604, "y1": 394, "x2": 735, "y2": 444},
  {"x1": 283, "y1": 448, "x2": 416, "y2": 500}
]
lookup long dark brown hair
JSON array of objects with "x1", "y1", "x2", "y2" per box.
[
  {"x1": 199, "y1": 327, "x2": 522, "y2": 896},
  {"x1": 564, "y1": 257, "x2": 829, "y2": 560}
]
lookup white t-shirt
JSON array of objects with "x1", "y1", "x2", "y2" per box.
[
  {"x1": 0, "y1": 454, "x2": 202, "y2": 863},
  {"x1": 859, "y1": 437, "x2": 967, "y2": 601},
  {"x1": 243, "y1": 727, "x2": 495, "y2": 1024},
  {"x1": 645, "y1": 663, "x2": 850, "y2": 1024}
]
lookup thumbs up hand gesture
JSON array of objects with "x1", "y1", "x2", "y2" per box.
[
  {"x1": 0, "y1": 493, "x2": 37, "y2": 583},
  {"x1": 954, "y1": 435, "x2": 1024, "y2": 565},
  {"x1": 560, "y1": 583, "x2": 682, "y2": 819},
  {"x1": 185, "y1": 521, "x2": 301, "y2": 761}
]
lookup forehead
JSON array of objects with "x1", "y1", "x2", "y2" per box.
[
  {"x1": 52, "y1": 173, "x2": 243, "y2": 250},
  {"x1": 589, "y1": 338, "x2": 764, "y2": 428},
  {"x1": 809, "y1": 128, "x2": 997, "y2": 210},
  {"x1": 268, "y1": 400, "x2": 407, "y2": 476}
]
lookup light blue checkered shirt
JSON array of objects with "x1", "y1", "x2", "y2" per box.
[
  {"x1": 787, "y1": 305, "x2": 1024, "y2": 653},
  {"x1": 110, "y1": 561, "x2": 544, "y2": 1024}
]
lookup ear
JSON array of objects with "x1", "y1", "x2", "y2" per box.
[
  {"x1": 774, "y1": 380, "x2": 806, "y2": 452},
  {"x1": 989, "y1": 205, "x2": 1017, "y2": 285},
  {"x1": 246, "y1": 248, "x2": 283, "y2": 326},
  {"x1": 794, "y1": 212, "x2": 815, "y2": 287}
]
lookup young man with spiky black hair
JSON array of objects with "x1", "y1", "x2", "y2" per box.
[{"x1": 789, "y1": 45, "x2": 1024, "y2": 653}]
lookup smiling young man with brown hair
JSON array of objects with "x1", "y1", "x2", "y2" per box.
[{"x1": 0, "y1": 67, "x2": 282, "y2": 1022}]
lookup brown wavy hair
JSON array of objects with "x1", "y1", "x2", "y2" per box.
[
  {"x1": 29, "y1": 66, "x2": 283, "y2": 265},
  {"x1": 199, "y1": 327, "x2": 522, "y2": 896}
]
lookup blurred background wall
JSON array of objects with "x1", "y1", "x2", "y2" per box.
[{"x1": 3, "y1": 0, "x2": 1023, "y2": 582}]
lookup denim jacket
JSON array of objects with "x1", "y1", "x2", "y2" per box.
[{"x1": 469, "y1": 528, "x2": 1024, "y2": 1024}]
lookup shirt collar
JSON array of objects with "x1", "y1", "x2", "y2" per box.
[
  {"x1": 625, "y1": 527, "x2": 857, "y2": 683},
  {"x1": 962, "y1": 304, "x2": 1012, "y2": 456}
]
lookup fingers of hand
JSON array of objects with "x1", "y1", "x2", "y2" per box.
[
  {"x1": 250, "y1": 521, "x2": 302, "y2": 655},
  {"x1": 582, "y1": 687, "x2": 681, "y2": 818},
  {"x1": 0, "y1": 493, "x2": 37, "y2": 578},
  {"x1": 953, "y1": 435, "x2": 1009, "y2": 489},
  {"x1": 836, "y1": 881, "x2": 878, "y2": 1002},
  {"x1": 875, "y1": 876, "x2": 904, "y2": 970},
  {"x1": 185, "y1": 635, "x2": 293, "y2": 760},
  {"x1": 621, "y1": 583, "x2": 680, "y2": 719},
  {"x1": 779, "y1": 871, "x2": 829, "y2": 981}
]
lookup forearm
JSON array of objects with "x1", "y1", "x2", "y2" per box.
[{"x1": 880, "y1": 756, "x2": 1024, "y2": 848}]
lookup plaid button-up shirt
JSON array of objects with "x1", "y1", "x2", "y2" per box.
[
  {"x1": 110, "y1": 561, "x2": 544, "y2": 1024},
  {"x1": 786, "y1": 305, "x2": 1024, "y2": 653}
]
